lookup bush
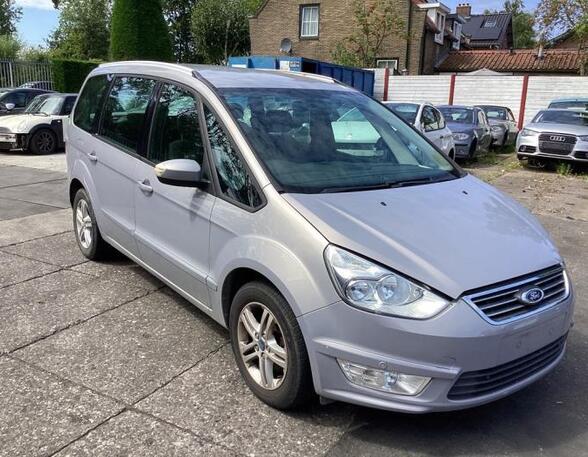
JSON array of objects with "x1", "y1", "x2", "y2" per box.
[
  {"x1": 51, "y1": 59, "x2": 100, "y2": 93},
  {"x1": 110, "y1": 0, "x2": 173, "y2": 61}
]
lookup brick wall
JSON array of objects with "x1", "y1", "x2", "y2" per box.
[{"x1": 249, "y1": 0, "x2": 435, "y2": 75}]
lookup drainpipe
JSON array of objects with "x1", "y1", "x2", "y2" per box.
[{"x1": 405, "y1": 0, "x2": 412, "y2": 73}]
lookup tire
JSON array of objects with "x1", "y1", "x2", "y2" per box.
[
  {"x1": 29, "y1": 129, "x2": 57, "y2": 155},
  {"x1": 502, "y1": 131, "x2": 509, "y2": 147},
  {"x1": 229, "y1": 281, "x2": 313, "y2": 410},
  {"x1": 468, "y1": 140, "x2": 477, "y2": 159},
  {"x1": 72, "y1": 188, "x2": 110, "y2": 260},
  {"x1": 448, "y1": 149, "x2": 455, "y2": 160}
]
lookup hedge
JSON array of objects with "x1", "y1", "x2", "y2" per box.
[
  {"x1": 51, "y1": 59, "x2": 100, "y2": 93},
  {"x1": 110, "y1": 0, "x2": 173, "y2": 61}
]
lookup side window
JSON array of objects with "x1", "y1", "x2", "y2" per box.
[
  {"x1": 62, "y1": 96, "x2": 76, "y2": 116},
  {"x1": 434, "y1": 108, "x2": 445, "y2": 129},
  {"x1": 422, "y1": 106, "x2": 439, "y2": 131},
  {"x1": 100, "y1": 76, "x2": 156, "y2": 153},
  {"x1": 74, "y1": 75, "x2": 111, "y2": 133},
  {"x1": 507, "y1": 108, "x2": 516, "y2": 122},
  {"x1": 3, "y1": 91, "x2": 27, "y2": 107},
  {"x1": 148, "y1": 84, "x2": 205, "y2": 164},
  {"x1": 203, "y1": 105, "x2": 262, "y2": 208}
]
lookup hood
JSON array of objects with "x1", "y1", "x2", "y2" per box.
[
  {"x1": 525, "y1": 123, "x2": 588, "y2": 136},
  {"x1": 0, "y1": 114, "x2": 50, "y2": 133},
  {"x1": 446, "y1": 122, "x2": 474, "y2": 134},
  {"x1": 283, "y1": 175, "x2": 561, "y2": 299}
]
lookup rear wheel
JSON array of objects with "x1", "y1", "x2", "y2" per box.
[
  {"x1": 229, "y1": 281, "x2": 313, "y2": 410},
  {"x1": 72, "y1": 188, "x2": 110, "y2": 260},
  {"x1": 29, "y1": 129, "x2": 57, "y2": 155}
]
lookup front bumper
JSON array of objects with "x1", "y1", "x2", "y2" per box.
[
  {"x1": 453, "y1": 142, "x2": 472, "y2": 158},
  {"x1": 299, "y1": 290, "x2": 573, "y2": 413},
  {"x1": 517, "y1": 134, "x2": 588, "y2": 162}
]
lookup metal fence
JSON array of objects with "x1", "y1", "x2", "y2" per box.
[{"x1": 0, "y1": 60, "x2": 53, "y2": 88}]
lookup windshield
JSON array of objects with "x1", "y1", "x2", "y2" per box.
[
  {"x1": 220, "y1": 88, "x2": 459, "y2": 194},
  {"x1": 25, "y1": 95, "x2": 63, "y2": 115},
  {"x1": 532, "y1": 110, "x2": 588, "y2": 126},
  {"x1": 548, "y1": 101, "x2": 588, "y2": 110},
  {"x1": 386, "y1": 103, "x2": 418, "y2": 124},
  {"x1": 438, "y1": 107, "x2": 474, "y2": 124},
  {"x1": 482, "y1": 107, "x2": 507, "y2": 120}
]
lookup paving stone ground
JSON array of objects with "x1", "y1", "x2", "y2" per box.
[{"x1": 0, "y1": 151, "x2": 587, "y2": 457}]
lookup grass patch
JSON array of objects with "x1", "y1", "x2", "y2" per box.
[{"x1": 556, "y1": 162, "x2": 574, "y2": 176}]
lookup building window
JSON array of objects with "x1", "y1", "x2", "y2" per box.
[
  {"x1": 376, "y1": 59, "x2": 399, "y2": 71},
  {"x1": 483, "y1": 18, "x2": 497, "y2": 28},
  {"x1": 300, "y1": 5, "x2": 319, "y2": 38},
  {"x1": 435, "y1": 11, "x2": 445, "y2": 44},
  {"x1": 452, "y1": 22, "x2": 462, "y2": 50}
]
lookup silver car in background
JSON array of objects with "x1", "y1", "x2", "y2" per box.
[
  {"x1": 477, "y1": 105, "x2": 519, "y2": 147},
  {"x1": 384, "y1": 102, "x2": 456, "y2": 159},
  {"x1": 517, "y1": 109, "x2": 588, "y2": 163},
  {"x1": 67, "y1": 62, "x2": 574, "y2": 414}
]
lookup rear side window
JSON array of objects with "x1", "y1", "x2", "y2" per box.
[
  {"x1": 74, "y1": 75, "x2": 111, "y2": 133},
  {"x1": 148, "y1": 83, "x2": 205, "y2": 164},
  {"x1": 100, "y1": 76, "x2": 156, "y2": 153}
]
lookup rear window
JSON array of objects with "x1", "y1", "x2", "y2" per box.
[
  {"x1": 386, "y1": 103, "x2": 418, "y2": 124},
  {"x1": 74, "y1": 75, "x2": 111, "y2": 133}
]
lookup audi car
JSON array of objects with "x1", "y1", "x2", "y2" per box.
[{"x1": 517, "y1": 109, "x2": 588, "y2": 163}]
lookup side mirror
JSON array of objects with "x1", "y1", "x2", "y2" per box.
[
  {"x1": 154, "y1": 159, "x2": 203, "y2": 187},
  {"x1": 4, "y1": 103, "x2": 15, "y2": 111}
]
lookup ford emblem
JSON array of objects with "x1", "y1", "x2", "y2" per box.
[{"x1": 518, "y1": 287, "x2": 545, "y2": 305}]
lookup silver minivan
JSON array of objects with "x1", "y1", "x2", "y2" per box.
[{"x1": 67, "y1": 62, "x2": 574, "y2": 413}]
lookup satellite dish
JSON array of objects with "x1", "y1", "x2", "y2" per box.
[{"x1": 279, "y1": 38, "x2": 292, "y2": 55}]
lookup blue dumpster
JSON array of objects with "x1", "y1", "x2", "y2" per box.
[{"x1": 227, "y1": 56, "x2": 375, "y2": 97}]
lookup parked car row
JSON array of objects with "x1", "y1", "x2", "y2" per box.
[
  {"x1": 384, "y1": 101, "x2": 519, "y2": 161},
  {"x1": 0, "y1": 87, "x2": 77, "y2": 155}
]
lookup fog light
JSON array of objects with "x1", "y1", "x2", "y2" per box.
[{"x1": 337, "y1": 359, "x2": 431, "y2": 396}]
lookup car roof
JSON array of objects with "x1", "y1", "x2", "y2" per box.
[
  {"x1": 538, "y1": 108, "x2": 588, "y2": 114},
  {"x1": 95, "y1": 61, "x2": 349, "y2": 92},
  {"x1": 477, "y1": 105, "x2": 508, "y2": 109},
  {"x1": 550, "y1": 97, "x2": 588, "y2": 103},
  {"x1": 437, "y1": 105, "x2": 475, "y2": 110}
]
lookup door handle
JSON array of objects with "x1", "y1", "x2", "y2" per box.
[
  {"x1": 137, "y1": 179, "x2": 153, "y2": 194},
  {"x1": 87, "y1": 151, "x2": 97, "y2": 162}
]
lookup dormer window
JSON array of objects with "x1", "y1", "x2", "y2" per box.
[{"x1": 483, "y1": 18, "x2": 497, "y2": 28}]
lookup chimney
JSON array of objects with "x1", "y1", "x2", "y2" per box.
[{"x1": 456, "y1": 3, "x2": 471, "y2": 18}]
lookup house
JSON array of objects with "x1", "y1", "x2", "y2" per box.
[
  {"x1": 456, "y1": 3, "x2": 514, "y2": 49},
  {"x1": 437, "y1": 49, "x2": 582, "y2": 75},
  {"x1": 249, "y1": 0, "x2": 462, "y2": 75},
  {"x1": 548, "y1": 29, "x2": 581, "y2": 50}
]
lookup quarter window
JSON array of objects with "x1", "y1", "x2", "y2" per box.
[
  {"x1": 148, "y1": 84, "x2": 205, "y2": 164},
  {"x1": 74, "y1": 75, "x2": 111, "y2": 133},
  {"x1": 300, "y1": 5, "x2": 319, "y2": 38},
  {"x1": 204, "y1": 105, "x2": 262, "y2": 208},
  {"x1": 100, "y1": 76, "x2": 156, "y2": 153}
]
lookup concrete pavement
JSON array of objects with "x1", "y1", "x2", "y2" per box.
[{"x1": 0, "y1": 152, "x2": 587, "y2": 456}]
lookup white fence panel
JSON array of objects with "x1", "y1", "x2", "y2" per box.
[
  {"x1": 524, "y1": 76, "x2": 588, "y2": 125},
  {"x1": 387, "y1": 75, "x2": 452, "y2": 105},
  {"x1": 370, "y1": 68, "x2": 386, "y2": 101},
  {"x1": 453, "y1": 76, "x2": 524, "y2": 122}
]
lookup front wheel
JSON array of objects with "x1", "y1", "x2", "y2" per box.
[
  {"x1": 229, "y1": 281, "x2": 313, "y2": 410},
  {"x1": 29, "y1": 129, "x2": 57, "y2": 155}
]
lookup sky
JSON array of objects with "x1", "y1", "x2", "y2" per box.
[{"x1": 13, "y1": 0, "x2": 542, "y2": 47}]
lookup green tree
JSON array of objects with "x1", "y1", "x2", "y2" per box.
[
  {"x1": 0, "y1": 0, "x2": 21, "y2": 36},
  {"x1": 0, "y1": 34, "x2": 21, "y2": 59},
  {"x1": 537, "y1": 0, "x2": 587, "y2": 74},
  {"x1": 48, "y1": 0, "x2": 111, "y2": 60},
  {"x1": 162, "y1": 0, "x2": 199, "y2": 62},
  {"x1": 110, "y1": 0, "x2": 173, "y2": 61},
  {"x1": 331, "y1": 0, "x2": 405, "y2": 68},
  {"x1": 191, "y1": 0, "x2": 262, "y2": 65}
]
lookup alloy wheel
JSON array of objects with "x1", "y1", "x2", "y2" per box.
[
  {"x1": 37, "y1": 131, "x2": 55, "y2": 153},
  {"x1": 75, "y1": 198, "x2": 93, "y2": 249},
  {"x1": 237, "y1": 301, "x2": 288, "y2": 390}
]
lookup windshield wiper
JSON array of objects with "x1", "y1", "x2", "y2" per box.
[{"x1": 319, "y1": 176, "x2": 454, "y2": 194}]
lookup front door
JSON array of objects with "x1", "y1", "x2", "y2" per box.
[{"x1": 133, "y1": 82, "x2": 215, "y2": 308}]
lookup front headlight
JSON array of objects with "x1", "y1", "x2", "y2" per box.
[
  {"x1": 452, "y1": 132, "x2": 470, "y2": 141},
  {"x1": 578, "y1": 135, "x2": 588, "y2": 142},
  {"x1": 520, "y1": 128, "x2": 538, "y2": 137},
  {"x1": 324, "y1": 245, "x2": 450, "y2": 319}
]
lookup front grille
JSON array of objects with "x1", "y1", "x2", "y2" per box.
[
  {"x1": 448, "y1": 335, "x2": 566, "y2": 400},
  {"x1": 464, "y1": 265, "x2": 567, "y2": 323},
  {"x1": 539, "y1": 133, "x2": 576, "y2": 155}
]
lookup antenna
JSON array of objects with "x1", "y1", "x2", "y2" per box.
[{"x1": 279, "y1": 38, "x2": 293, "y2": 55}]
